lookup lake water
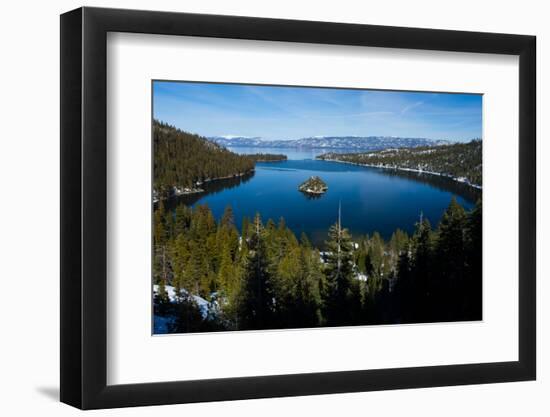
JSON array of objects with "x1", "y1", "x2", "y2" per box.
[{"x1": 175, "y1": 147, "x2": 479, "y2": 247}]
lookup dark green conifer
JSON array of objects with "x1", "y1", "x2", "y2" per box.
[{"x1": 323, "y1": 204, "x2": 355, "y2": 325}]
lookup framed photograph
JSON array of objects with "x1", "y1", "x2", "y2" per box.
[{"x1": 60, "y1": 7, "x2": 536, "y2": 409}]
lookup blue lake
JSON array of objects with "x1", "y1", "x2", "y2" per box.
[{"x1": 176, "y1": 148, "x2": 479, "y2": 247}]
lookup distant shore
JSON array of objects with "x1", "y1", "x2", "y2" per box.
[{"x1": 320, "y1": 158, "x2": 482, "y2": 190}]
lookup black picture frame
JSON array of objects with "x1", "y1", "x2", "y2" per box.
[{"x1": 60, "y1": 6, "x2": 536, "y2": 410}]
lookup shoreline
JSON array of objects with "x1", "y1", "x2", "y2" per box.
[
  {"x1": 195, "y1": 168, "x2": 255, "y2": 186},
  {"x1": 299, "y1": 189, "x2": 327, "y2": 195},
  {"x1": 319, "y1": 158, "x2": 482, "y2": 190},
  {"x1": 154, "y1": 168, "x2": 255, "y2": 203},
  {"x1": 254, "y1": 159, "x2": 287, "y2": 163}
]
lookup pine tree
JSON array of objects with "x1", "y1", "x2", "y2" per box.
[
  {"x1": 410, "y1": 215, "x2": 433, "y2": 321},
  {"x1": 294, "y1": 246, "x2": 324, "y2": 327},
  {"x1": 174, "y1": 204, "x2": 191, "y2": 237},
  {"x1": 388, "y1": 229, "x2": 408, "y2": 269},
  {"x1": 323, "y1": 204, "x2": 355, "y2": 326},
  {"x1": 235, "y1": 213, "x2": 275, "y2": 330},
  {"x1": 394, "y1": 243, "x2": 412, "y2": 322},
  {"x1": 218, "y1": 241, "x2": 235, "y2": 299},
  {"x1": 172, "y1": 293, "x2": 208, "y2": 333},
  {"x1": 241, "y1": 216, "x2": 250, "y2": 243},
  {"x1": 171, "y1": 233, "x2": 189, "y2": 294},
  {"x1": 182, "y1": 239, "x2": 208, "y2": 296},
  {"x1": 464, "y1": 199, "x2": 482, "y2": 319},
  {"x1": 156, "y1": 269, "x2": 170, "y2": 305},
  {"x1": 153, "y1": 200, "x2": 166, "y2": 246},
  {"x1": 437, "y1": 198, "x2": 467, "y2": 264},
  {"x1": 434, "y1": 197, "x2": 467, "y2": 319},
  {"x1": 221, "y1": 205, "x2": 235, "y2": 228},
  {"x1": 365, "y1": 232, "x2": 385, "y2": 294},
  {"x1": 274, "y1": 246, "x2": 302, "y2": 325},
  {"x1": 300, "y1": 232, "x2": 312, "y2": 249}
]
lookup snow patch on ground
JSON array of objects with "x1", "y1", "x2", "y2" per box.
[
  {"x1": 153, "y1": 284, "x2": 211, "y2": 318},
  {"x1": 355, "y1": 272, "x2": 368, "y2": 282}
]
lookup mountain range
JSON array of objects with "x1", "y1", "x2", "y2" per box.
[{"x1": 209, "y1": 135, "x2": 452, "y2": 151}]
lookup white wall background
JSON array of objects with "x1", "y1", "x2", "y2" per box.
[{"x1": 0, "y1": 0, "x2": 546, "y2": 415}]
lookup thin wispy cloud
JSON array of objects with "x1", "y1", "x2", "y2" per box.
[
  {"x1": 314, "y1": 110, "x2": 395, "y2": 119},
  {"x1": 400, "y1": 101, "x2": 424, "y2": 115},
  {"x1": 153, "y1": 82, "x2": 482, "y2": 142}
]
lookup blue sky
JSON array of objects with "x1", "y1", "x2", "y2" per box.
[{"x1": 153, "y1": 81, "x2": 482, "y2": 142}]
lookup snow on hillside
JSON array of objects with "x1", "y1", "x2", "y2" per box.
[
  {"x1": 153, "y1": 284, "x2": 211, "y2": 318},
  {"x1": 209, "y1": 135, "x2": 450, "y2": 151}
]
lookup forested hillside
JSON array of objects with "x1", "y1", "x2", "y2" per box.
[
  {"x1": 154, "y1": 120, "x2": 255, "y2": 197},
  {"x1": 245, "y1": 153, "x2": 287, "y2": 162},
  {"x1": 318, "y1": 140, "x2": 482, "y2": 187},
  {"x1": 153, "y1": 197, "x2": 482, "y2": 333}
]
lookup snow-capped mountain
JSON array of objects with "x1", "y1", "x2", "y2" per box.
[
  {"x1": 208, "y1": 136, "x2": 265, "y2": 146},
  {"x1": 209, "y1": 135, "x2": 451, "y2": 151}
]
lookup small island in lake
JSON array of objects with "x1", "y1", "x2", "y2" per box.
[{"x1": 298, "y1": 176, "x2": 328, "y2": 195}]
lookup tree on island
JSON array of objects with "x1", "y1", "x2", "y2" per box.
[{"x1": 298, "y1": 176, "x2": 328, "y2": 195}]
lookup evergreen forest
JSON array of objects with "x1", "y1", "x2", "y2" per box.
[
  {"x1": 153, "y1": 121, "x2": 482, "y2": 333},
  {"x1": 318, "y1": 140, "x2": 482, "y2": 187},
  {"x1": 154, "y1": 197, "x2": 482, "y2": 333}
]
